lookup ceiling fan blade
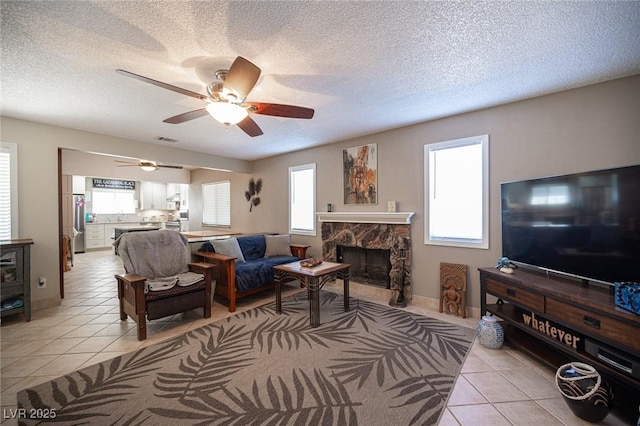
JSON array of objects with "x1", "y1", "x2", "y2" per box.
[
  {"x1": 115, "y1": 160, "x2": 140, "y2": 167},
  {"x1": 157, "y1": 165, "x2": 184, "y2": 169},
  {"x1": 236, "y1": 116, "x2": 264, "y2": 137},
  {"x1": 116, "y1": 69, "x2": 207, "y2": 101},
  {"x1": 245, "y1": 102, "x2": 314, "y2": 119},
  {"x1": 163, "y1": 108, "x2": 209, "y2": 124},
  {"x1": 223, "y1": 57, "x2": 261, "y2": 101}
]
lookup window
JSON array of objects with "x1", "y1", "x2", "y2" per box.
[
  {"x1": 0, "y1": 142, "x2": 18, "y2": 240},
  {"x1": 92, "y1": 189, "x2": 136, "y2": 214},
  {"x1": 289, "y1": 163, "x2": 316, "y2": 236},
  {"x1": 202, "y1": 181, "x2": 230, "y2": 226},
  {"x1": 424, "y1": 135, "x2": 489, "y2": 249},
  {"x1": 530, "y1": 184, "x2": 570, "y2": 205}
]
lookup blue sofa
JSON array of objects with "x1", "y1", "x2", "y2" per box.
[{"x1": 197, "y1": 234, "x2": 309, "y2": 312}]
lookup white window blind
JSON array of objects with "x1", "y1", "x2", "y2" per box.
[
  {"x1": 289, "y1": 163, "x2": 316, "y2": 236},
  {"x1": 0, "y1": 143, "x2": 18, "y2": 240},
  {"x1": 202, "y1": 181, "x2": 230, "y2": 226}
]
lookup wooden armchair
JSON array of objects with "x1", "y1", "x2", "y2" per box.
[{"x1": 114, "y1": 230, "x2": 215, "y2": 340}]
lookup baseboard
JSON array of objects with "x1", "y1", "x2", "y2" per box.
[{"x1": 338, "y1": 280, "x2": 481, "y2": 319}]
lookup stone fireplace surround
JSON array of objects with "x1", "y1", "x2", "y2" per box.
[{"x1": 318, "y1": 212, "x2": 414, "y2": 304}]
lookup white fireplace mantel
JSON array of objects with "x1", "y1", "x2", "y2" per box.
[{"x1": 316, "y1": 212, "x2": 415, "y2": 225}]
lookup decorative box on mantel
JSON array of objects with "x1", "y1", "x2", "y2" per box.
[{"x1": 317, "y1": 211, "x2": 415, "y2": 306}]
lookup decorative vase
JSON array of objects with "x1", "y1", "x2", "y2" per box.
[
  {"x1": 477, "y1": 315, "x2": 504, "y2": 349},
  {"x1": 555, "y1": 362, "x2": 613, "y2": 423}
]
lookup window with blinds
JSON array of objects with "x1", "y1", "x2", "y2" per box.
[
  {"x1": 202, "y1": 181, "x2": 231, "y2": 226},
  {"x1": 0, "y1": 143, "x2": 18, "y2": 240}
]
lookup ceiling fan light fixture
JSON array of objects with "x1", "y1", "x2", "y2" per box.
[
  {"x1": 140, "y1": 161, "x2": 158, "y2": 171},
  {"x1": 205, "y1": 102, "x2": 248, "y2": 126}
]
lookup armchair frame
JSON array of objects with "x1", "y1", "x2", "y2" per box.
[{"x1": 116, "y1": 261, "x2": 215, "y2": 340}]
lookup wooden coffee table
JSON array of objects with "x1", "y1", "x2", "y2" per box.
[{"x1": 274, "y1": 261, "x2": 350, "y2": 327}]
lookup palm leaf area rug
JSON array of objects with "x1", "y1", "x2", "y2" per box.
[{"x1": 18, "y1": 291, "x2": 475, "y2": 425}]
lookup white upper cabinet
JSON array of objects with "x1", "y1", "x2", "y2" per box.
[{"x1": 140, "y1": 182, "x2": 167, "y2": 210}]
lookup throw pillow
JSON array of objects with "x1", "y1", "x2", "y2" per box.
[
  {"x1": 211, "y1": 237, "x2": 246, "y2": 263},
  {"x1": 264, "y1": 234, "x2": 292, "y2": 257}
]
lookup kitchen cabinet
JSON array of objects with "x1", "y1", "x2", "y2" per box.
[
  {"x1": 85, "y1": 223, "x2": 105, "y2": 249},
  {"x1": 141, "y1": 182, "x2": 167, "y2": 210},
  {"x1": 1, "y1": 239, "x2": 33, "y2": 321},
  {"x1": 166, "y1": 183, "x2": 188, "y2": 210},
  {"x1": 86, "y1": 222, "x2": 164, "y2": 249},
  {"x1": 180, "y1": 183, "x2": 189, "y2": 209},
  {"x1": 166, "y1": 183, "x2": 179, "y2": 198},
  {"x1": 103, "y1": 224, "x2": 118, "y2": 248}
]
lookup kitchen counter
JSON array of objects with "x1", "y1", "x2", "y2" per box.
[
  {"x1": 181, "y1": 230, "x2": 242, "y2": 243},
  {"x1": 113, "y1": 226, "x2": 161, "y2": 254},
  {"x1": 114, "y1": 226, "x2": 161, "y2": 232},
  {"x1": 86, "y1": 221, "x2": 163, "y2": 226}
]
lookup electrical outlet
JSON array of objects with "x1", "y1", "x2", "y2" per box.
[{"x1": 37, "y1": 277, "x2": 46, "y2": 288}]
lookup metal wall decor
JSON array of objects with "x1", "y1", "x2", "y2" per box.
[{"x1": 245, "y1": 177, "x2": 263, "y2": 212}]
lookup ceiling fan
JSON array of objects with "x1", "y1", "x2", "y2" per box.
[
  {"x1": 116, "y1": 56, "x2": 314, "y2": 137},
  {"x1": 115, "y1": 160, "x2": 183, "y2": 171}
]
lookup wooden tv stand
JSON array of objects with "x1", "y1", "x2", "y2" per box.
[{"x1": 479, "y1": 267, "x2": 639, "y2": 420}]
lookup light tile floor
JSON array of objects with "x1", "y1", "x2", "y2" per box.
[{"x1": 0, "y1": 250, "x2": 629, "y2": 425}]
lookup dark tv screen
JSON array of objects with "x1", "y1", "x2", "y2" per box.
[{"x1": 501, "y1": 165, "x2": 640, "y2": 285}]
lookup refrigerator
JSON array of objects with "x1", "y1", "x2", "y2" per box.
[{"x1": 73, "y1": 194, "x2": 86, "y2": 253}]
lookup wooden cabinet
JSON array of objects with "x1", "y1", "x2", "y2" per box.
[
  {"x1": 484, "y1": 277, "x2": 545, "y2": 312},
  {"x1": 545, "y1": 297, "x2": 640, "y2": 353},
  {"x1": 480, "y1": 267, "x2": 640, "y2": 420},
  {"x1": 141, "y1": 182, "x2": 168, "y2": 210},
  {"x1": 1, "y1": 239, "x2": 33, "y2": 321}
]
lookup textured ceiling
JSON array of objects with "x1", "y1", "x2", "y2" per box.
[{"x1": 2, "y1": 1, "x2": 640, "y2": 161}]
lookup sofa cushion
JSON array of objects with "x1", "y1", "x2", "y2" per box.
[
  {"x1": 211, "y1": 237, "x2": 245, "y2": 263},
  {"x1": 264, "y1": 234, "x2": 291, "y2": 257},
  {"x1": 237, "y1": 235, "x2": 266, "y2": 261}
]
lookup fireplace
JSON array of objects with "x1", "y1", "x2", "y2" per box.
[
  {"x1": 318, "y1": 212, "x2": 414, "y2": 304},
  {"x1": 337, "y1": 245, "x2": 391, "y2": 288}
]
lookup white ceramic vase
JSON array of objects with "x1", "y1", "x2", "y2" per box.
[{"x1": 477, "y1": 315, "x2": 504, "y2": 349}]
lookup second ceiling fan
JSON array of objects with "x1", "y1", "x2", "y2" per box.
[
  {"x1": 115, "y1": 160, "x2": 183, "y2": 171},
  {"x1": 117, "y1": 57, "x2": 314, "y2": 137}
]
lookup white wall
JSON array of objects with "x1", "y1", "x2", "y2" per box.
[
  {"x1": 189, "y1": 168, "x2": 267, "y2": 236},
  {"x1": 251, "y1": 75, "x2": 640, "y2": 310},
  {"x1": 61, "y1": 150, "x2": 191, "y2": 184},
  {"x1": 1, "y1": 75, "x2": 638, "y2": 312}
]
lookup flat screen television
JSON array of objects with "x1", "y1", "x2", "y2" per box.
[{"x1": 501, "y1": 164, "x2": 640, "y2": 285}]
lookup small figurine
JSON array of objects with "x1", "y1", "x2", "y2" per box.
[{"x1": 496, "y1": 257, "x2": 516, "y2": 274}]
